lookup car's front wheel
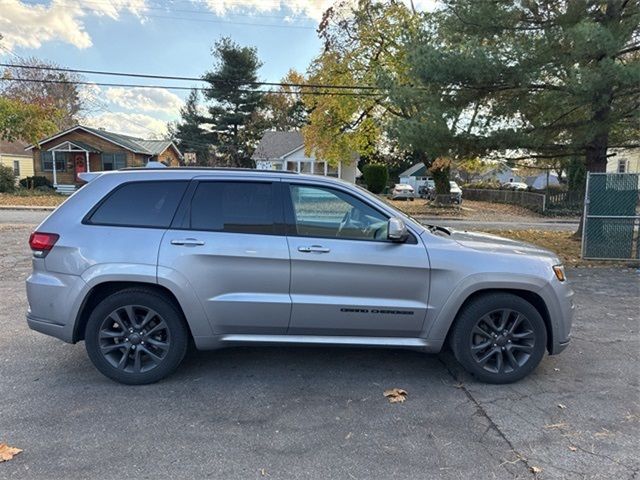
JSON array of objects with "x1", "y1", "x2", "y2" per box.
[
  {"x1": 85, "y1": 289, "x2": 188, "y2": 385},
  {"x1": 450, "y1": 293, "x2": 547, "y2": 384}
]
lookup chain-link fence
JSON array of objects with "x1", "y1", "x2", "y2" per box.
[{"x1": 581, "y1": 173, "x2": 640, "y2": 260}]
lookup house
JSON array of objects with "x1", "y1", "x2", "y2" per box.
[
  {"x1": 0, "y1": 140, "x2": 33, "y2": 180},
  {"x1": 252, "y1": 131, "x2": 359, "y2": 183},
  {"x1": 398, "y1": 163, "x2": 431, "y2": 189},
  {"x1": 27, "y1": 125, "x2": 182, "y2": 193},
  {"x1": 607, "y1": 148, "x2": 640, "y2": 174},
  {"x1": 524, "y1": 172, "x2": 560, "y2": 190},
  {"x1": 477, "y1": 165, "x2": 522, "y2": 184}
]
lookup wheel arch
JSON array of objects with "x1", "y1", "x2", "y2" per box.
[
  {"x1": 73, "y1": 281, "x2": 193, "y2": 342},
  {"x1": 445, "y1": 288, "x2": 553, "y2": 353}
]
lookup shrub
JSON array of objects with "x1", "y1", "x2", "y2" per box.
[
  {"x1": 19, "y1": 175, "x2": 52, "y2": 189},
  {"x1": 0, "y1": 164, "x2": 16, "y2": 193},
  {"x1": 362, "y1": 163, "x2": 388, "y2": 194}
]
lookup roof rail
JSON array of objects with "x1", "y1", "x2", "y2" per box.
[{"x1": 118, "y1": 166, "x2": 300, "y2": 174}]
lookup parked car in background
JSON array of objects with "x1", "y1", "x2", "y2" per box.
[
  {"x1": 502, "y1": 181, "x2": 529, "y2": 191},
  {"x1": 391, "y1": 183, "x2": 415, "y2": 201},
  {"x1": 418, "y1": 179, "x2": 435, "y2": 199},
  {"x1": 450, "y1": 181, "x2": 463, "y2": 204}
]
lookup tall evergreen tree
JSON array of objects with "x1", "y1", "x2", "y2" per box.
[
  {"x1": 202, "y1": 38, "x2": 265, "y2": 167},
  {"x1": 170, "y1": 89, "x2": 210, "y2": 165},
  {"x1": 389, "y1": 0, "x2": 640, "y2": 173}
]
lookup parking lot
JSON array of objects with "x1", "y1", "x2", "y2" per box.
[{"x1": 0, "y1": 220, "x2": 638, "y2": 480}]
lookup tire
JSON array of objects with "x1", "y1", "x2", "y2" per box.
[
  {"x1": 450, "y1": 293, "x2": 547, "y2": 384},
  {"x1": 85, "y1": 288, "x2": 189, "y2": 385}
]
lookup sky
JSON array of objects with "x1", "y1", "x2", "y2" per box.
[{"x1": 0, "y1": 0, "x2": 434, "y2": 138}]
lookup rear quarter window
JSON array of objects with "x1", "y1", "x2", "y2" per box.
[{"x1": 86, "y1": 181, "x2": 188, "y2": 228}]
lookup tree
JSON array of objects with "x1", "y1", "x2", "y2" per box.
[
  {"x1": 1, "y1": 57, "x2": 85, "y2": 129},
  {"x1": 202, "y1": 38, "x2": 265, "y2": 167},
  {"x1": 264, "y1": 69, "x2": 308, "y2": 130},
  {"x1": 169, "y1": 89, "x2": 210, "y2": 165},
  {"x1": 390, "y1": 0, "x2": 640, "y2": 175},
  {"x1": 302, "y1": 0, "x2": 421, "y2": 166},
  {"x1": 362, "y1": 163, "x2": 389, "y2": 193},
  {"x1": 0, "y1": 97, "x2": 58, "y2": 143}
]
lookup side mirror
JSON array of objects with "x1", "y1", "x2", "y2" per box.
[{"x1": 387, "y1": 217, "x2": 409, "y2": 242}]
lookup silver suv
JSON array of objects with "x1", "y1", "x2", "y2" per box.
[{"x1": 26, "y1": 169, "x2": 573, "y2": 385}]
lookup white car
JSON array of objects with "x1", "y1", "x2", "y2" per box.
[
  {"x1": 502, "y1": 181, "x2": 529, "y2": 191},
  {"x1": 391, "y1": 184, "x2": 415, "y2": 200},
  {"x1": 449, "y1": 181, "x2": 463, "y2": 204}
]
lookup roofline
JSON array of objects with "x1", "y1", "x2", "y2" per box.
[
  {"x1": 279, "y1": 144, "x2": 305, "y2": 159},
  {"x1": 166, "y1": 141, "x2": 183, "y2": 159},
  {"x1": 25, "y1": 125, "x2": 150, "y2": 154}
]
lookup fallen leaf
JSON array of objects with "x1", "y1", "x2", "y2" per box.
[
  {"x1": 530, "y1": 466, "x2": 542, "y2": 474},
  {"x1": 558, "y1": 403, "x2": 567, "y2": 409},
  {"x1": 568, "y1": 446, "x2": 577, "y2": 452},
  {"x1": 383, "y1": 388, "x2": 408, "y2": 404},
  {"x1": 0, "y1": 443, "x2": 22, "y2": 462},
  {"x1": 259, "y1": 468, "x2": 267, "y2": 476}
]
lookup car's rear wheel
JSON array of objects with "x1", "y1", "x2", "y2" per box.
[
  {"x1": 85, "y1": 289, "x2": 188, "y2": 385},
  {"x1": 450, "y1": 293, "x2": 547, "y2": 384}
]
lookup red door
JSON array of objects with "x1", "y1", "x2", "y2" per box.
[{"x1": 74, "y1": 154, "x2": 86, "y2": 182}]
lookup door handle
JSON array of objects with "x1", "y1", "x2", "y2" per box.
[
  {"x1": 171, "y1": 238, "x2": 205, "y2": 246},
  {"x1": 298, "y1": 245, "x2": 331, "y2": 253}
]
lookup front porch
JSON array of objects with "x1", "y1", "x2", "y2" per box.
[{"x1": 40, "y1": 140, "x2": 101, "y2": 194}]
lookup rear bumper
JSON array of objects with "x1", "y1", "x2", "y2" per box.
[
  {"x1": 25, "y1": 270, "x2": 86, "y2": 343},
  {"x1": 26, "y1": 313, "x2": 73, "y2": 342}
]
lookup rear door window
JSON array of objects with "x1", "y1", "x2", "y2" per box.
[
  {"x1": 87, "y1": 181, "x2": 188, "y2": 228},
  {"x1": 189, "y1": 181, "x2": 278, "y2": 235}
]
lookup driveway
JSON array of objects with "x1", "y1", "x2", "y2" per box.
[{"x1": 1, "y1": 224, "x2": 638, "y2": 479}]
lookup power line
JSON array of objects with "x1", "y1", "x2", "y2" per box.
[
  {"x1": 0, "y1": 77, "x2": 384, "y2": 97},
  {"x1": 0, "y1": 62, "x2": 385, "y2": 91}
]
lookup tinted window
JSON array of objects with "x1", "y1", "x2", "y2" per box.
[
  {"x1": 289, "y1": 185, "x2": 388, "y2": 241},
  {"x1": 88, "y1": 181, "x2": 188, "y2": 228},
  {"x1": 190, "y1": 182, "x2": 276, "y2": 234}
]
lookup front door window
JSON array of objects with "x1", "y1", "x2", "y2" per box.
[{"x1": 289, "y1": 184, "x2": 388, "y2": 241}]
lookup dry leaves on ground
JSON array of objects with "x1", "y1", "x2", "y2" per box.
[
  {"x1": 0, "y1": 443, "x2": 22, "y2": 462},
  {"x1": 383, "y1": 388, "x2": 408, "y2": 404},
  {"x1": 530, "y1": 466, "x2": 543, "y2": 474},
  {"x1": 0, "y1": 193, "x2": 64, "y2": 207}
]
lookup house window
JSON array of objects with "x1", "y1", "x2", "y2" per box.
[
  {"x1": 41, "y1": 151, "x2": 66, "y2": 171},
  {"x1": 618, "y1": 160, "x2": 627, "y2": 173},
  {"x1": 101, "y1": 153, "x2": 127, "y2": 171},
  {"x1": 13, "y1": 160, "x2": 20, "y2": 177}
]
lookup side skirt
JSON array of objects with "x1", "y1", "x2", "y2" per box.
[{"x1": 192, "y1": 334, "x2": 441, "y2": 353}]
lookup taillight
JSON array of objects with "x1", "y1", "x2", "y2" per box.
[{"x1": 29, "y1": 232, "x2": 59, "y2": 258}]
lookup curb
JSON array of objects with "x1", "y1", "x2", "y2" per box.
[{"x1": 0, "y1": 205, "x2": 56, "y2": 211}]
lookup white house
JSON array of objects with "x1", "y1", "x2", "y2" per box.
[
  {"x1": 606, "y1": 148, "x2": 640, "y2": 174},
  {"x1": 252, "y1": 131, "x2": 359, "y2": 183},
  {"x1": 477, "y1": 165, "x2": 522, "y2": 184},
  {"x1": 524, "y1": 172, "x2": 560, "y2": 190},
  {"x1": 398, "y1": 163, "x2": 431, "y2": 189}
]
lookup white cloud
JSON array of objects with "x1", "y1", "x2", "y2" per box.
[
  {"x1": 0, "y1": 0, "x2": 147, "y2": 50},
  {"x1": 84, "y1": 111, "x2": 168, "y2": 138},
  {"x1": 104, "y1": 87, "x2": 183, "y2": 116},
  {"x1": 200, "y1": 0, "x2": 437, "y2": 21}
]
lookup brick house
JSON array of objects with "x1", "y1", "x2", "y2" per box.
[{"x1": 27, "y1": 125, "x2": 182, "y2": 192}]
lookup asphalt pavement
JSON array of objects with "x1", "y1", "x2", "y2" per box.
[{"x1": 0, "y1": 224, "x2": 638, "y2": 480}]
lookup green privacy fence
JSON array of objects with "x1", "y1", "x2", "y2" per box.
[{"x1": 581, "y1": 173, "x2": 640, "y2": 260}]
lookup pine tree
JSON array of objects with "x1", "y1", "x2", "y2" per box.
[
  {"x1": 170, "y1": 89, "x2": 210, "y2": 165},
  {"x1": 202, "y1": 38, "x2": 266, "y2": 167},
  {"x1": 390, "y1": 0, "x2": 640, "y2": 173}
]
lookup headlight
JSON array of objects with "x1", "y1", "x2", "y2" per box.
[{"x1": 552, "y1": 265, "x2": 566, "y2": 282}]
